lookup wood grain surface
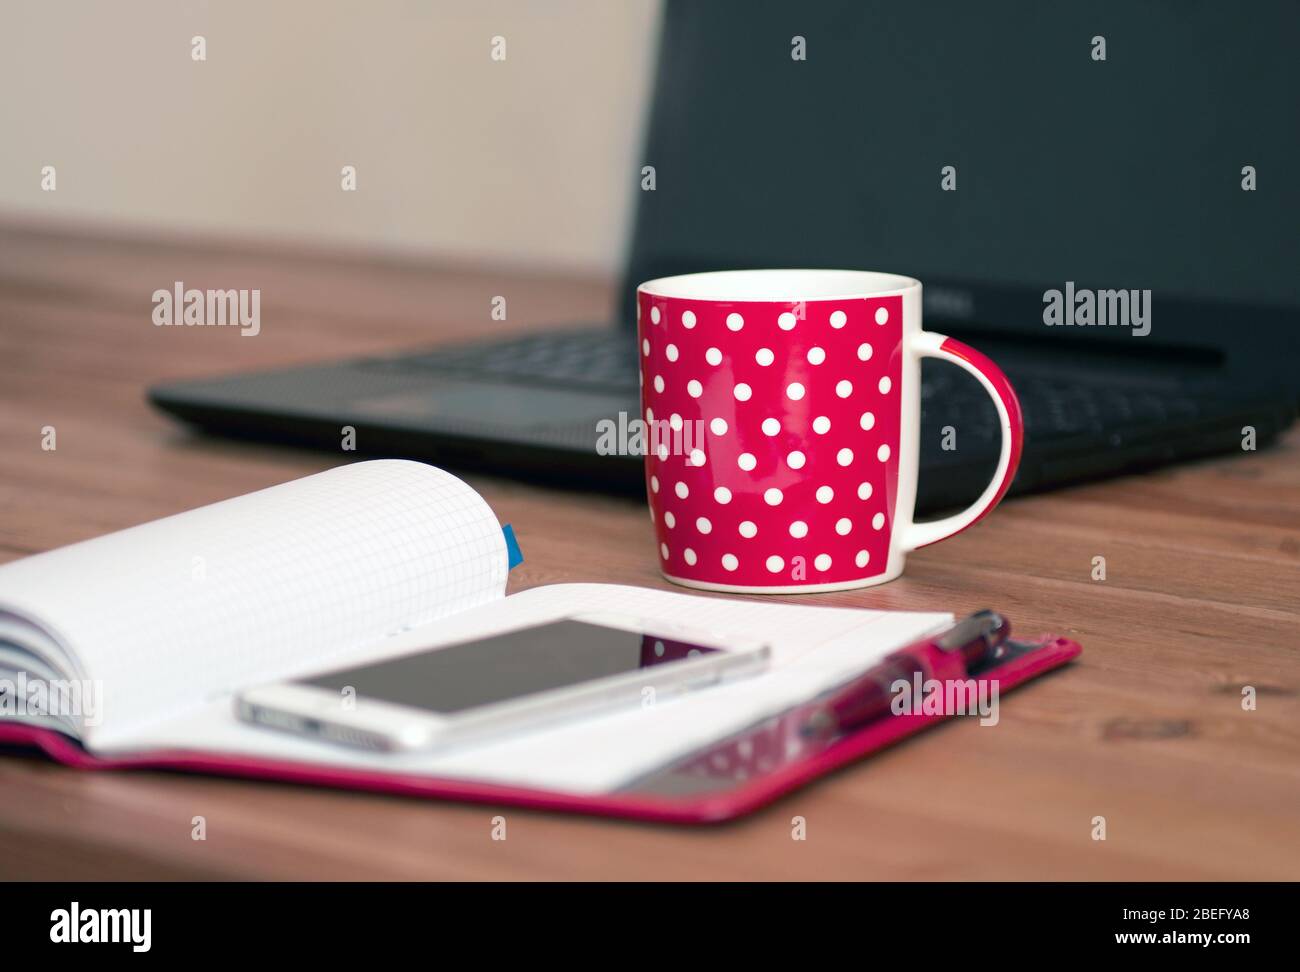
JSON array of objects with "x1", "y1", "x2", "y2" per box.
[{"x1": 1, "y1": 220, "x2": 1297, "y2": 880}]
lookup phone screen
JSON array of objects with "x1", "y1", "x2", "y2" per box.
[{"x1": 296, "y1": 620, "x2": 720, "y2": 715}]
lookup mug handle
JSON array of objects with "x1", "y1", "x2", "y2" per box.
[{"x1": 899, "y1": 332, "x2": 1024, "y2": 551}]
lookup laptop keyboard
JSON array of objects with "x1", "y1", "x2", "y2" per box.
[
  {"x1": 373, "y1": 329, "x2": 1209, "y2": 445},
  {"x1": 388, "y1": 330, "x2": 641, "y2": 391},
  {"x1": 920, "y1": 365, "x2": 1203, "y2": 443}
]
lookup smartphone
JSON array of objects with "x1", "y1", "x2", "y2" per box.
[{"x1": 235, "y1": 615, "x2": 770, "y2": 752}]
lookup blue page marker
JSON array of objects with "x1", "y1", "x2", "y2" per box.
[{"x1": 503, "y1": 524, "x2": 523, "y2": 570}]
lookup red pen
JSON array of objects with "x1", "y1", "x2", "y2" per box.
[{"x1": 803, "y1": 610, "x2": 1010, "y2": 738}]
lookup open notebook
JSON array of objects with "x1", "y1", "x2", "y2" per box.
[{"x1": 0, "y1": 460, "x2": 961, "y2": 803}]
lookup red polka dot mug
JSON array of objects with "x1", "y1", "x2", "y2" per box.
[{"x1": 637, "y1": 269, "x2": 1023, "y2": 593}]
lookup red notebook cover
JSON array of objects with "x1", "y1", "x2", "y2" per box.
[{"x1": 0, "y1": 631, "x2": 1079, "y2": 825}]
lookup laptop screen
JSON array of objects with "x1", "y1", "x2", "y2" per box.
[{"x1": 621, "y1": 1, "x2": 1299, "y2": 375}]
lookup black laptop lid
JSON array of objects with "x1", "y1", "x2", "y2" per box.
[{"x1": 621, "y1": 1, "x2": 1299, "y2": 387}]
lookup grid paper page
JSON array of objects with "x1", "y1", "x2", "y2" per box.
[
  {"x1": 0, "y1": 460, "x2": 508, "y2": 746},
  {"x1": 107, "y1": 583, "x2": 952, "y2": 793}
]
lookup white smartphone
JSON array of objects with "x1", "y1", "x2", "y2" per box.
[{"x1": 235, "y1": 614, "x2": 770, "y2": 752}]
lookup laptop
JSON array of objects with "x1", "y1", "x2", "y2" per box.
[{"x1": 150, "y1": 1, "x2": 1298, "y2": 512}]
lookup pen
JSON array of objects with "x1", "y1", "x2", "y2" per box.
[{"x1": 802, "y1": 610, "x2": 1010, "y2": 739}]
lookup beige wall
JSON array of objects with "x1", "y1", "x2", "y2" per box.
[{"x1": 0, "y1": 0, "x2": 661, "y2": 273}]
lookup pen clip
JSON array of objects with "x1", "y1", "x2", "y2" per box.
[{"x1": 934, "y1": 610, "x2": 1010, "y2": 663}]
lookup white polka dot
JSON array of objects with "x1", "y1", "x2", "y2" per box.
[
  {"x1": 830, "y1": 310, "x2": 847, "y2": 328},
  {"x1": 835, "y1": 517, "x2": 852, "y2": 535},
  {"x1": 653, "y1": 375, "x2": 664, "y2": 393},
  {"x1": 666, "y1": 343, "x2": 679, "y2": 362},
  {"x1": 878, "y1": 376, "x2": 892, "y2": 394},
  {"x1": 734, "y1": 383, "x2": 752, "y2": 401},
  {"x1": 642, "y1": 339, "x2": 650, "y2": 356},
  {"x1": 837, "y1": 447, "x2": 854, "y2": 466},
  {"x1": 778, "y1": 311, "x2": 797, "y2": 330},
  {"x1": 660, "y1": 542, "x2": 669, "y2": 559},
  {"x1": 696, "y1": 516, "x2": 712, "y2": 534},
  {"x1": 675, "y1": 481, "x2": 689, "y2": 499},
  {"x1": 814, "y1": 554, "x2": 832, "y2": 572},
  {"x1": 738, "y1": 452, "x2": 757, "y2": 471},
  {"x1": 786, "y1": 450, "x2": 806, "y2": 470},
  {"x1": 872, "y1": 512, "x2": 885, "y2": 530},
  {"x1": 726, "y1": 312, "x2": 744, "y2": 331},
  {"x1": 681, "y1": 309, "x2": 697, "y2": 328},
  {"x1": 664, "y1": 511, "x2": 676, "y2": 528},
  {"x1": 855, "y1": 549, "x2": 870, "y2": 568},
  {"x1": 710, "y1": 417, "x2": 728, "y2": 435},
  {"x1": 722, "y1": 553, "x2": 739, "y2": 571},
  {"x1": 765, "y1": 555, "x2": 785, "y2": 574},
  {"x1": 713, "y1": 486, "x2": 732, "y2": 504},
  {"x1": 788, "y1": 520, "x2": 808, "y2": 539},
  {"x1": 738, "y1": 520, "x2": 758, "y2": 538},
  {"x1": 764, "y1": 487, "x2": 784, "y2": 506},
  {"x1": 857, "y1": 481, "x2": 873, "y2": 500},
  {"x1": 761, "y1": 417, "x2": 781, "y2": 436},
  {"x1": 813, "y1": 415, "x2": 831, "y2": 434},
  {"x1": 755, "y1": 348, "x2": 775, "y2": 367},
  {"x1": 860, "y1": 411, "x2": 875, "y2": 430},
  {"x1": 857, "y1": 342, "x2": 873, "y2": 361},
  {"x1": 684, "y1": 548, "x2": 697, "y2": 566},
  {"x1": 650, "y1": 475, "x2": 659, "y2": 493},
  {"x1": 816, "y1": 485, "x2": 834, "y2": 504},
  {"x1": 877, "y1": 444, "x2": 891, "y2": 462},
  {"x1": 689, "y1": 448, "x2": 706, "y2": 466},
  {"x1": 650, "y1": 306, "x2": 661, "y2": 325},
  {"x1": 669, "y1": 412, "x2": 683, "y2": 431},
  {"x1": 875, "y1": 306, "x2": 889, "y2": 325},
  {"x1": 657, "y1": 444, "x2": 669, "y2": 460},
  {"x1": 836, "y1": 379, "x2": 853, "y2": 398},
  {"x1": 807, "y1": 346, "x2": 826, "y2": 365},
  {"x1": 687, "y1": 379, "x2": 703, "y2": 398},
  {"x1": 786, "y1": 382, "x2": 805, "y2": 401},
  {"x1": 705, "y1": 347, "x2": 723, "y2": 366}
]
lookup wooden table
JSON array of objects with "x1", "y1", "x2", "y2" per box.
[{"x1": 1, "y1": 221, "x2": 1297, "y2": 880}]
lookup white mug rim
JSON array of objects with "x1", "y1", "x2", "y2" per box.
[{"x1": 638, "y1": 268, "x2": 921, "y2": 303}]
